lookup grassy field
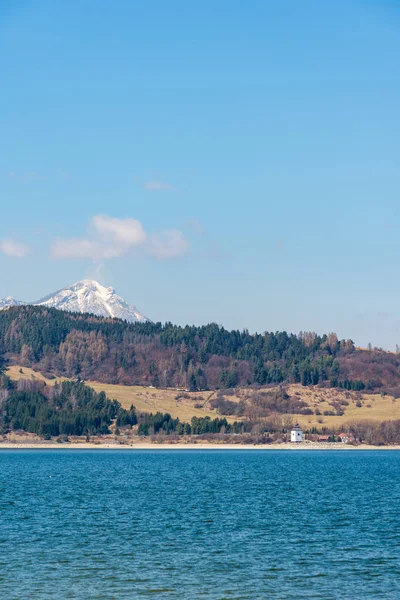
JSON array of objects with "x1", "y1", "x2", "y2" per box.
[
  {"x1": 6, "y1": 365, "x2": 225, "y2": 422},
  {"x1": 7, "y1": 365, "x2": 69, "y2": 386},
  {"x1": 284, "y1": 384, "x2": 400, "y2": 428},
  {"x1": 87, "y1": 382, "x2": 226, "y2": 422},
  {"x1": 7, "y1": 365, "x2": 400, "y2": 428}
]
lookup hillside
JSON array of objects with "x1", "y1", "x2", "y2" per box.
[
  {"x1": 7, "y1": 365, "x2": 400, "y2": 433},
  {"x1": 0, "y1": 365, "x2": 241, "y2": 441},
  {"x1": 6, "y1": 365, "x2": 228, "y2": 422},
  {"x1": 1, "y1": 305, "x2": 400, "y2": 395}
]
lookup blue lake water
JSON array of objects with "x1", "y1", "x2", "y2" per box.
[{"x1": 1, "y1": 450, "x2": 400, "y2": 599}]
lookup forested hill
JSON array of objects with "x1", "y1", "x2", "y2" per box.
[{"x1": 0, "y1": 305, "x2": 399, "y2": 393}]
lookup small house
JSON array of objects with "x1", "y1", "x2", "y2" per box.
[
  {"x1": 317, "y1": 435, "x2": 330, "y2": 442},
  {"x1": 290, "y1": 424, "x2": 303, "y2": 443}
]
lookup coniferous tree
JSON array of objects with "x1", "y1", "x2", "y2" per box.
[{"x1": 0, "y1": 305, "x2": 387, "y2": 392}]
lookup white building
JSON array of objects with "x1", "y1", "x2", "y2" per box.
[{"x1": 290, "y1": 424, "x2": 303, "y2": 443}]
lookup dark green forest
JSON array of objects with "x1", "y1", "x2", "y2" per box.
[
  {"x1": 0, "y1": 305, "x2": 399, "y2": 392},
  {"x1": 0, "y1": 371, "x2": 120, "y2": 438}
]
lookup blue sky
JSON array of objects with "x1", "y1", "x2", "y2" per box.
[{"x1": 1, "y1": 1, "x2": 400, "y2": 348}]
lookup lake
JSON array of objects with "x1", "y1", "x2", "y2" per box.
[{"x1": 1, "y1": 450, "x2": 400, "y2": 599}]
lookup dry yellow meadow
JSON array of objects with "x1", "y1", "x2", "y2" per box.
[{"x1": 7, "y1": 365, "x2": 400, "y2": 427}]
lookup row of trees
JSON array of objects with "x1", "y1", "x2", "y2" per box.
[{"x1": 136, "y1": 414, "x2": 244, "y2": 436}]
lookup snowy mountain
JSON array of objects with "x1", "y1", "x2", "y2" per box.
[
  {"x1": 0, "y1": 297, "x2": 24, "y2": 310},
  {"x1": 0, "y1": 280, "x2": 149, "y2": 323}
]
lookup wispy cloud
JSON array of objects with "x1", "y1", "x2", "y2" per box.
[
  {"x1": 148, "y1": 230, "x2": 190, "y2": 260},
  {"x1": 202, "y1": 240, "x2": 231, "y2": 262},
  {"x1": 51, "y1": 215, "x2": 190, "y2": 262},
  {"x1": 55, "y1": 167, "x2": 69, "y2": 180},
  {"x1": 186, "y1": 219, "x2": 206, "y2": 235},
  {"x1": 6, "y1": 168, "x2": 69, "y2": 181},
  {"x1": 143, "y1": 181, "x2": 177, "y2": 192},
  {"x1": 8, "y1": 171, "x2": 46, "y2": 181},
  {"x1": 52, "y1": 239, "x2": 123, "y2": 261},
  {"x1": 0, "y1": 238, "x2": 31, "y2": 258}
]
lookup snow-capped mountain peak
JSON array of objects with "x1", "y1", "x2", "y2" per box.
[
  {"x1": 0, "y1": 297, "x2": 24, "y2": 310},
  {"x1": 0, "y1": 280, "x2": 149, "y2": 323}
]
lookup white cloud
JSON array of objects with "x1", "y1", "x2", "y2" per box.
[
  {"x1": 0, "y1": 238, "x2": 31, "y2": 258},
  {"x1": 51, "y1": 239, "x2": 123, "y2": 260},
  {"x1": 91, "y1": 215, "x2": 146, "y2": 246},
  {"x1": 144, "y1": 181, "x2": 177, "y2": 192},
  {"x1": 148, "y1": 229, "x2": 190, "y2": 260},
  {"x1": 51, "y1": 215, "x2": 189, "y2": 262}
]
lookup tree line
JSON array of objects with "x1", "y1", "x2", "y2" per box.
[{"x1": 0, "y1": 305, "x2": 396, "y2": 391}]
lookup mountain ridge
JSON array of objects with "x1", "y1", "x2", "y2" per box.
[{"x1": 0, "y1": 280, "x2": 149, "y2": 323}]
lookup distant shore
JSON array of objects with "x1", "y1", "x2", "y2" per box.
[{"x1": 1, "y1": 441, "x2": 400, "y2": 450}]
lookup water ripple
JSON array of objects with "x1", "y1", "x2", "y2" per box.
[{"x1": 1, "y1": 450, "x2": 400, "y2": 599}]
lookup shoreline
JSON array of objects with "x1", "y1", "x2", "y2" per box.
[{"x1": 1, "y1": 442, "x2": 400, "y2": 450}]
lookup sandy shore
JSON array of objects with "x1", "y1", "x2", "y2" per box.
[{"x1": 1, "y1": 442, "x2": 400, "y2": 450}]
